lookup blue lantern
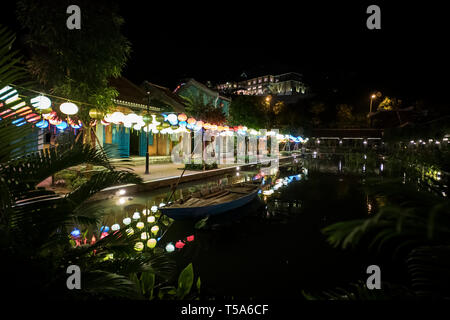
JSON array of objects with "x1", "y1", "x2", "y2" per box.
[
  {"x1": 36, "y1": 119, "x2": 48, "y2": 129},
  {"x1": 70, "y1": 228, "x2": 81, "y2": 238},
  {"x1": 56, "y1": 121, "x2": 68, "y2": 131}
]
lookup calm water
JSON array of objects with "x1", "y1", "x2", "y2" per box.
[{"x1": 90, "y1": 157, "x2": 388, "y2": 299}]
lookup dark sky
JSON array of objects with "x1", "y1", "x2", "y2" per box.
[{"x1": 4, "y1": 1, "x2": 450, "y2": 103}]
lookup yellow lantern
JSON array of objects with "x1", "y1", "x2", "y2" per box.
[
  {"x1": 134, "y1": 242, "x2": 144, "y2": 252},
  {"x1": 147, "y1": 238, "x2": 157, "y2": 248},
  {"x1": 147, "y1": 216, "x2": 155, "y2": 223},
  {"x1": 136, "y1": 222, "x2": 145, "y2": 230},
  {"x1": 89, "y1": 108, "x2": 103, "y2": 119},
  {"x1": 178, "y1": 113, "x2": 187, "y2": 121},
  {"x1": 151, "y1": 225, "x2": 159, "y2": 235}
]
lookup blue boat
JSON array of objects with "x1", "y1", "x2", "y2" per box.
[{"x1": 159, "y1": 181, "x2": 261, "y2": 220}]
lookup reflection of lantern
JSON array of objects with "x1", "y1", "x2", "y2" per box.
[
  {"x1": 60, "y1": 102, "x2": 78, "y2": 115},
  {"x1": 111, "y1": 224, "x2": 120, "y2": 231},
  {"x1": 175, "y1": 241, "x2": 185, "y2": 249},
  {"x1": 134, "y1": 242, "x2": 144, "y2": 252},
  {"x1": 147, "y1": 216, "x2": 155, "y2": 223},
  {"x1": 123, "y1": 217, "x2": 131, "y2": 225},
  {"x1": 147, "y1": 238, "x2": 157, "y2": 248},
  {"x1": 187, "y1": 117, "x2": 196, "y2": 125},
  {"x1": 165, "y1": 243, "x2": 175, "y2": 253},
  {"x1": 177, "y1": 113, "x2": 187, "y2": 121},
  {"x1": 136, "y1": 222, "x2": 144, "y2": 229},
  {"x1": 151, "y1": 225, "x2": 159, "y2": 235},
  {"x1": 31, "y1": 95, "x2": 51, "y2": 110}
]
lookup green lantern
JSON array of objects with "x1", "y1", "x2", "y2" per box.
[
  {"x1": 171, "y1": 125, "x2": 179, "y2": 130},
  {"x1": 156, "y1": 125, "x2": 163, "y2": 131},
  {"x1": 142, "y1": 114, "x2": 151, "y2": 123},
  {"x1": 155, "y1": 115, "x2": 164, "y2": 123},
  {"x1": 162, "y1": 122, "x2": 170, "y2": 128}
]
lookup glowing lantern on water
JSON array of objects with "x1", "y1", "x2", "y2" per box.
[
  {"x1": 147, "y1": 238, "x2": 157, "y2": 248},
  {"x1": 147, "y1": 216, "x2": 155, "y2": 223},
  {"x1": 187, "y1": 117, "x2": 196, "y2": 125},
  {"x1": 177, "y1": 113, "x2": 187, "y2": 121},
  {"x1": 60, "y1": 102, "x2": 78, "y2": 115},
  {"x1": 132, "y1": 212, "x2": 140, "y2": 220},
  {"x1": 111, "y1": 224, "x2": 120, "y2": 231},
  {"x1": 165, "y1": 243, "x2": 175, "y2": 253},
  {"x1": 31, "y1": 95, "x2": 51, "y2": 110},
  {"x1": 134, "y1": 242, "x2": 144, "y2": 252},
  {"x1": 167, "y1": 113, "x2": 178, "y2": 125},
  {"x1": 175, "y1": 241, "x2": 185, "y2": 249},
  {"x1": 136, "y1": 222, "x2": 145, "y2": 230},
  {"x1": 126, "y1": 228, "x2": 134, "y2": 236},
  {"x1": 141, "y1": 232, "x2": 149, "y2": 240},
  {"x1": 187, "y1": 235, "x2": 195, "y2": 242},
  {"x1": 151, "y1": 205, "x2": 158, "y2": 213},
  {"x1": 123, "y1": 217, "x2": 131, "y2": 225},
  {"x1": 151, "y1": 225, "x2": 159, "y2": 235}
]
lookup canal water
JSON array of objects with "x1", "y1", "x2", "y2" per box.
[{"x1": 89, "y1": 156, "x2": 394, "y2": 299}]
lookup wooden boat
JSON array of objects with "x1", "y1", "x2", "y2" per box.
[{"x1": 159, "y1": 181, "x2": 262, "y2": 220}]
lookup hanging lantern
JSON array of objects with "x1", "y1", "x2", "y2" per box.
[
  {"x1": 179, "y1": 121, "x2": 187, "y2": 127},
  {"x1": 167, "y1": 113, "x2": 178, "y2": 125},
  {"x1": 177, "y1": 113, "x2": 187, "y2": 121},
  {"x1": 175, "y1": 240, "x2": 185, "y2": 249},
  {"x1": 101, "y1": 119, "x2": 110, "y2": 126},
  {"x1": 162, "y1": 122, "x2": 170, "y2": 128},
  {"x1": 196, "y1": 120, "x2": 204, "y2": 128},
  {"x1": 223, "y1": 126, "x2": 229, "y2": 131},
  {"x1": 151, "y1": 205, "x2": 158, "y2": 213},
  {"x1": 71, "y1": 121, "x2": 82, "y2": 129},
  {"x1": 150, "y1": 225, "x2": 159, "y2": 235},
  {"x1": 123, "y1": 217, "x2": 131, "y2": 225},
  {"x1": 210, "y1": 124, "x2": 218, "y2": 131},
  {"x1": 217, "y1": 126, "x2": 224, "y2": 132},
  {"x1": 126, "y1": 228, "x2": 134, "y2": 236},
  {"x1": 49, "y1": 118, "x2": 62, "y2": 126},
  {"x1": 147, "y1": 216, "x2": 155, "y2": 223},
  {"x1": 56, "y1": 121, "x2": 68, "y2": 131},
  {"x1": 100, "y1": 226, "x2": 110, "y2": 233},
  {"x1": 159, "y1": 203, "x2": 166, "y2": 208},
  {"x1": 156, "y1": 125, "x2": 163, "y2": 131},
  {"x1": 141, "y1": 232, "x2": 149, "y2": 240},
  {"x1": 89, "y1": 108, "x2": 103, "y2": 119},
  {"x1": 60, "y1": 102, "x2": 78, "y2": 115},
  {"x1": 155, "y1": 114, "x2": 165, "y2": 123},
  {"x1": 187, "y1": 235, "x2": 195, "y2": 242},
  {"x1": 165, "y1": 243, "x2": 175, "y2": 253},
  {"x1": 134, "y1": 242, "x2": 144, "y2": 252},
  {"x1": 203, "y1": 123, "x2": 211, "y2": 130},
  {"x1": 132, "y1": 212, "x2": 140, "y2": 220},
  {"x1": 111, "y1": 224, "x2": 120, "y2": 231},
  {"x1": 110, "y1": 111, "x2": 125, "y2": 124},
  {"x1": 35, "y1": 119, "x2": 48, "y2": 129},
  {"x1": 187, "y1": 117, "x2": 196, "y2": 125},
  {"x1": 100, "y1": 232, "x2": 108, "y2": 239},
  {"x1": 30, "y1": 95, "x2": 51, "y2": 110},
  {"x1": 147, "y1": 238, "x2": 157, "y2": 248},
  {"x1": 91, "y1": 235, "x2": 96, "y2": 245}
]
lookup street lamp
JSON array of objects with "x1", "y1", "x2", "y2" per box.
[
  {"x1": 368, "y1": 94, "x2": 376, "y2": 128},
  {"x1": 145, "y1": 92, "x2": 150, "y2": 175}
]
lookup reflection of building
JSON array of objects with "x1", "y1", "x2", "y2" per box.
[
  {"x1": 174, "y1": 78, "x2": 231, "y2": 116},
  {"x1": 217, "y1": 72, "x2": 308, "y2": 96}
]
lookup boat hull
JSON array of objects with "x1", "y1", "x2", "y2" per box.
[{"x1": 159, "y1": 189, "x2": 260, "y2": 221}]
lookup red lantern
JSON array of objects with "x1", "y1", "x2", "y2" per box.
[
  {"x1": 178, "y1": 113, "x2": 187, "y2": 122},
  {"x1": 187, "y1": 235, "x2": 195, "y2": 242},
  {"x1": 175, "y1": 240, "x2": 185, "y2": 249},
  {"x1": 187, "y1": 117, "x2": 196, "y2": 125}
]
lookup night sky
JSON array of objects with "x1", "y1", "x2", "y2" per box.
[{"x1": 4, "y1": 1, "x2": 450, "y2": 103}]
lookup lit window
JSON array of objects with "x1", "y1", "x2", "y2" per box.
[
  {"x1": 264, "y1": 77, "x2": 268, "y2": 82},
  {"x1": 248, "y1": 81, "x2": 251, "y2": 85},
  {"x1": 258, "y1": 79, "x2": 262, "y2": 83}
]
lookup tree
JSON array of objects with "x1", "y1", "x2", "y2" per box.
[
  {"x1": 228, "y1": 95, "x2": 267, "y2": 129},
  {"x1": 310, "y1": 101, "x2": 326, "y2": 127},
  {"x1": 16, "y1": 0, "x2": 131, "y2": 143},
  {"x1": 182, "y1": 94, "x2": 226, "y2": 124},
  {"x1": 336, "y1": 104, "x2": 354, "y2": 127}
]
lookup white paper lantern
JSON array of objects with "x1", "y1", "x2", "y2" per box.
[
  {"x1": 111, "y1": 223, "x2": 120, "y2": 231},
  {"x1": 132, "y1": 212, "x2": 140, "y2": 220},
  {"x1": 151, "y1": 225, "x2": 159, "y2": 235},
  {"x1": 60, "y1": 102, "x2": 78, "y2": 115},
  {"x1": 136, "y1": 222, "x2": 145, "y2": 229},
  {"x1": 31, "y1": 95, "x2": 51, "y2": 110},
  {"x1": 151, "y1": 205, "x2": 158, "y2": 213},
  {"x1": 123, "y1": 217, "x2": 131, "y2": 225},
  {"x1": 147, "y1": 216, "x2": 155, "y2": 223},
  {"x1": 165, "y1": 243, "x2": 175, "y2": 253},
  {"x1": 147, "y1": 238, "x2": 157, "y2": 248},
  {"x1": 140, "y1": 232, "x2": 149, "y2": 240}
]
